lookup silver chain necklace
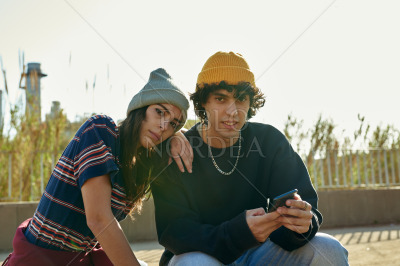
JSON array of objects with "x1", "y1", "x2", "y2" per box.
[{"x1": 203, "y1": 123, "x2": 242, "y2": 175}]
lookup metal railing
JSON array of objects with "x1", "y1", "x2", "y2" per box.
[
  {"x1": 1, "y1": 148, "x2": 400, "y2": 201},
  {"x1": 302, "y1": 149, "x2": 400, "y2": 190},
  {"x1": 0, "y1": 150, "x2": 58, "y2": 201}
]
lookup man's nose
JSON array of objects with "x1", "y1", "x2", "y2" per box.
[{"x1": 226, "y1": 101, "x2": 238, "y2": 116}]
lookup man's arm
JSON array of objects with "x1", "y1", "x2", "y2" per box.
[
  {"x1": 267, "y1": 150, "x2": 322, "y2": 251},
  {"x1": 152, "y1": 171, "x2": 274, "y2": 264}
]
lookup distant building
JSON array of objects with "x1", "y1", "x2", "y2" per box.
[
  {"x1": 49, "y1": 101, "x2": 61, "y2": 119},
  {"x1": 21, "y1": 63, "x2": 47, "y2": 121}
]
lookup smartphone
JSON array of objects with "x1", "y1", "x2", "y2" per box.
[{"x1": 268, "y1": 189, "x2": 298, "y2": 213}]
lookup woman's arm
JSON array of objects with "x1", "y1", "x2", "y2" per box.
[{"x1": 82, "y1": 174, "x2": 140, "y2": 266}]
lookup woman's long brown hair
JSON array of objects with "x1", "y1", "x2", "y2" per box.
[{"x1": 118, "y1": 106, "x2": 154, "y2": 214}]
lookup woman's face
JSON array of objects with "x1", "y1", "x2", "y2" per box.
[{"x1": 139, "y1": 103, "x2": 183, "y2": 148}]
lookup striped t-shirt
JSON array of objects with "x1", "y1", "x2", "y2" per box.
[{"x1": 25, "y1": 115, "x2": 134, "y2": 252}]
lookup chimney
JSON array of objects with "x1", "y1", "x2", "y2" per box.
[{"x1": 24, "y1": 62, "x2": 47, "y2": 121}]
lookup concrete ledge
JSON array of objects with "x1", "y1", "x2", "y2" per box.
[
  {"x1": 120, "y1": 198, "x2": 157, "y2": 242},
  {"x1": 1, "y1": 189, "x2": 400, "y2": 250},
  {"x1": 0, "y1": 202, "x2": 38, "y2": 251},
  {"x1": 318, "y1": 189, "x2": 400, "y2": 228},
  {"x1": 0, "y1": 200, "x2": 157, "y2": 251}
]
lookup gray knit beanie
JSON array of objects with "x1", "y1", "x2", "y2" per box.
[{"x1": 127, "y1": 68, "x2": 189, "y2": 130}]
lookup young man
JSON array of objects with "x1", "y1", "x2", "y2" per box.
[{"x1": 152, "y1": 52, "x2": 348, "y2": 265}]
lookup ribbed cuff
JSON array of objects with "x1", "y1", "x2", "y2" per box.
[{"x1": 227, "y1": 211, "x2": 260, "y2": 252}]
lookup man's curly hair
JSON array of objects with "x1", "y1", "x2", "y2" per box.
[{"x1": 189, "y1": 81, "x2": 266, "y2": 121}]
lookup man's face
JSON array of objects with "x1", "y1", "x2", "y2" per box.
[
  {"x1": 139, "y1": 103, "x2": 183, "y2": 148},
  {"x1": 202, "y1": 89, "x2": 250, "y2": 146}
]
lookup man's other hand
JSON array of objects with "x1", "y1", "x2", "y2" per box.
[{"x1": 246, "y1": 208, "x2": 282, "y2": 243}]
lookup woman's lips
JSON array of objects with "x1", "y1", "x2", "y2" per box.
[{"x1": 149, "y1": 131, "x2": 160, "y2": 142}]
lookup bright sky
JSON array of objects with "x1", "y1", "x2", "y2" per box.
[{"x1": 1, "y1": 0, "x2": 399, "y2": 138}]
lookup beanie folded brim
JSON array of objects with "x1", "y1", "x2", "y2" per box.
[
  {"x1": 197, "y1": 66, "x2": 256, "y2": 89},
  {"x1": 126, "y1": 68, "x2": 189, "y2": 131},
  {"x1": 128, "y1": 89, "x2": 188, "y2": 129}
]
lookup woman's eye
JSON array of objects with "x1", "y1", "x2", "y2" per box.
[
  {"x1": 170, "y1": 122, "x2": 178, "y2": 129},
  {"x1": 156, "y1": 108, "x2": 164, "y2": 115}
]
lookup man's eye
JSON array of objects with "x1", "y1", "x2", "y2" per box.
[
  {"x1": 216, "y1": 97, "x2": 224, "y2": 102},
  {"x1": 237, "y1": 95, "x2": 248, "y2": 102}
]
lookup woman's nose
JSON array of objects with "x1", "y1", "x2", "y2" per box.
[{"x1": 160, "y1": 119, "x2": 168, "y2": 131}]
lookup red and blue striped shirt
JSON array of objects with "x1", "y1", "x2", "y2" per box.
[{"x1": 25, "y1": 115, "x2": 134, "y2": 252}]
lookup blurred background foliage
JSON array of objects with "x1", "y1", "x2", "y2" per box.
[
  {"x1": 1, "y1": 102, "x2": 400, "y2": 201},
  {"x1": 0, "y1": 55, "x2": 399, "y2": 200}
]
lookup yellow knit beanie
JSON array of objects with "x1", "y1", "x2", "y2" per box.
[{"x1": 196, "y1": 51, "x2": 256, "y2": 89}]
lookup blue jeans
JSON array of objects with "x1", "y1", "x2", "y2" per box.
[{"x1": 169, "y1": 233, "x2": 349, "y2": 265}]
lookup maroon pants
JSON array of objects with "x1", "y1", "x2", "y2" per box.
[{"x1": 2, "y1": 219, "x2": 113, "y2": 266}]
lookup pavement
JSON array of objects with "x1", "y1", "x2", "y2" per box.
[{"x1": 1, "y1": 224, "x2": 400, "y2": 265}]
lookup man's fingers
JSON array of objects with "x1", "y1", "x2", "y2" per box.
[
  {"x1": 277, "y1": 214, "x2": 311, "y2": 225},
  {"x1": 293, "y1": 194, "x2": 302, "y2": 201},
  {"x1": 287, "y1": 199, "x2": 310, "y2": 212},
  {"x1": 282, "y1": 223, "x2": 309, "y2": 234},
  {"x1": 246, "y1": 207, "x2": 266, "y2": 216},
  {"x1": 278, "y1": 206, "x2": 312, "y2": 219}
]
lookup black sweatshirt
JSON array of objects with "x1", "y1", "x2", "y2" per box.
[{"x1": 151, "y1": 122, "x2": 322, "y2": 265}]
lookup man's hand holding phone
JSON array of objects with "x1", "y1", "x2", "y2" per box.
[
  {"x1": 270, "y1": 189, "x2": 313, "y2": 234},
  {"x1": 246, "y1": 189, "x2": 313, "y2": 242}
]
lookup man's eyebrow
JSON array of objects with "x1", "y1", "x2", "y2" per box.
[
  {"x1": 211, "y1": 92, "x2": 228, "y2": 97},
  {"x1": 211, "y1": 91, "x2": 247, "y2": 99},
  {"x1": 157, "y1": 104, "x2": 183, "y2": 124}
]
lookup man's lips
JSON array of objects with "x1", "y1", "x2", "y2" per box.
[
  {"x1": 220, "y1": 121, "x2": 240, "y2": 130},
  {"x1": 149, "y1": 131, "x2": 161, "y2": 142},
  {"x1": 223, "y1": 121, "x2": 238, "y2": 126}
]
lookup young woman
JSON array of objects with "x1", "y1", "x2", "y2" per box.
[{"x1": 3, "y1": 68, "x2": 190, "y2": 266}]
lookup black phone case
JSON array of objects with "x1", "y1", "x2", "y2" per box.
[{"x1": 268, "y1": 189, "x2": 298, "y2": 212}]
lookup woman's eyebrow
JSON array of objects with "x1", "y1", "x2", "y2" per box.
[
  {"x1": 156, "y1": 104, "x2": 169, "y2": 112},
  {"x1": 157, "y1": 104, "x2": 183, "y2": 124}
]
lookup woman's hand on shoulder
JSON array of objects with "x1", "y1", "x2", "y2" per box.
[{"x1": 169, "y1": 130, "x2": 193, "y2": 173}]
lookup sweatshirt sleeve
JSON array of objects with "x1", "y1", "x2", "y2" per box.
[
  {"x1": 151, "y1": 169, "x2": 260, "y2": 264},
  {"x1": 266, "y1": 132, "x2": 323, "y2": 250}
]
